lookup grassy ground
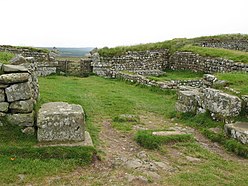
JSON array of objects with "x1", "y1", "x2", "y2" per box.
[
  {"x1": 147, "y1": 70, "x2": 204, "y2": 81},
  {"x1": 215, "y1": 72, "x2": 248, "y2": 95},
  {"x1": 1, "y1": 75, "x2": 248, "y2": 185},
  {"x1": 0, "y1": 52, "x2": 14, "y2": 64}
]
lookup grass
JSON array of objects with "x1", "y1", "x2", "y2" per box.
[
  {"x1": 215, "y1": 72, "x2": 248, "y2": 95},
  {"x1": 192, "y1": 33, "x2": 248, "y2": 42},
  {"x1": 135, "y1": 130, "x2": 194, "y2": 149},
  {"x1": 179, "y1": 45, "x2": 248, "y2": 63},
  {"x1": 0, "y1": 51, "x2": 14, "y2": 64},
  {"x1": 163, "y1": 142, "x2": 248, "y2": 186},
  {"x1": 0, "y1": 124, "x2": 95, "y2": 184},
  {"x1": 174, "y1": 112, "x2": 248, "y2": 158},
  {"x1": 147, "y1": 69, "x2": 204, "y2": 81}
]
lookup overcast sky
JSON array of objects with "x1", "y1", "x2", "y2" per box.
[{"x1": 0, "y1": 0, "x2": 247, "y2": 48}]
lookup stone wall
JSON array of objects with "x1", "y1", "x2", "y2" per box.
[
  {"x1": 0, "y1": 45, "x2": 50, "y2": 61},
  {"x1": 0, "y1": 63, "x2": 38, "y2": 131},
  {"x1": 176, "y1": 88, "x2": 242, "y2": 122},
  {"x1": 169, "y1": 52, "x2": 248, "y2": 73},
  {"x1": 194, "y1": 39, "x2": 248, "y2": 52},
  {"x1": 116, "y1": 72, "x2": 203, "y2": 90},
  {"x1": 92, "y1": 50, "x2": 170, "y2": 77}
]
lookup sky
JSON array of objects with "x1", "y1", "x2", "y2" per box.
[{"x1": 0, "y1": 0, "x2": 247, "y2": 48}]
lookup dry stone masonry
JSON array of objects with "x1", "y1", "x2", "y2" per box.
[
  {"x1": 0, "y1": 64, "x2": 38, "y2": 129},
  {"x1": 225, "y1": 122, "x2": 248, "y2": 144}
]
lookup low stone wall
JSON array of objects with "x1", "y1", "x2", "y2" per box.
[
  {"x1": 0, "y1": 45, "x2": 50, "y2": 61},
  {"x1": 92, "y1": 50, "x2": 170, "y2": 77},
  {"x1": 0, "y1": 64, "x2": 38, "y2": 131},
  {"x1": 116, "y1": 72, "x2": 203, "y2": 90},
  {"x1": 194, "y1": 39, "x2": 248, "y2": 52},
  {"x1": 169, "y1": 51, "x2": 248, "y2": 73},
  {"x1": 176, "y1": 88, "x2": 242, "y2": 121}
]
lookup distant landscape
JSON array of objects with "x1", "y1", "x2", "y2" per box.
[{"x1": 42, "y1": 47, "x2": 94, "y2": 57}]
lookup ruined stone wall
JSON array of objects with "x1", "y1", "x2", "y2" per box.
[
  {"x1": 169, "y1": 52, "x2": 248, "y2": 73},
  {"x1": 0, "y1": 45, "x2": 49, "y2": 61},
  {"x1": 92, "y1": 50, "x2": 170, "y2": 77},
  {"x1": 0, "y1": 63, "x2": 38, "y2": 132},
  {"x1": 116, "y1": 72, "x2": 203, "y2": 89},
  {"x1": 194, "y1": 39, "x2": 248, "y2": 52}
]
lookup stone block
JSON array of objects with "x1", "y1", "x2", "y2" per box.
[
  {"x1": 2, "y1": 64, "x2": 28, "y2": 73},
  {"x1": 203, "y1": 88, "x2": 242, "y2": 117},
  {"x1": 37, "y1": 102, "x2": 85, "y2": 143},
  {"x1": 225, "y1": 122, "x2": 248, "y2": 144},
  {"x1": 9, "y1": 99, "x2": 34, "y2": 113},
  {"x1": 0, "y1": 102, "x2": 9, "y2": 112},
  {"x1": 5, "y1": 82, "x2": 32, "y2": 102},
  {"x1": 6, "y1": 112, "x2": 34, "y2": 127},
  {"x1": 0, "y1": 73, "x2": 30, "y2": 84}
]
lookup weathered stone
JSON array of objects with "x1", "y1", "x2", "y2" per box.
[
  {"x1": 9, "y1": 99, "x2": 34, "y2": 113},
  {"x1": 152, "y1": 131, "x2": 185, "y2": 136},
  {"x1": 0, "y1": 73, "x2": 30, "y2": 84},
  {"x1": 5, "y1": 82, "x2": 32, "y2": 102},
  {"x1": 225, "y1": 122, "x2": 248, "y2": 144},
  {"x1": 3, "y1": 64, "x2": 28, "y2": 73},
  {"x1": 21, "y1": 127, "x2": 35, "y2": 135},
  {"x1": 115, "y1": 114, "x2": 140, "y2": 122},
  {"x1": 0, "y1": 102, "x2": 9, "y2": 112},
  {"x1": 6, "y1": 112, "x2": 34, "y2": 127},
  {"x1": 10, "y1": 55, "x2": 27, "y2": 65},
  {"x1": 37, "y1": 102, "x2": 85, "y2": 143},
  {"x1": 0, "y1": 89, "x2": 5, "y2": 102},
  {"x1": 202, "y1": 88, "x2": 242, "y2": 117},
  {"x1": 175, "y1": 90, "x2": 201, "y2": 113}
]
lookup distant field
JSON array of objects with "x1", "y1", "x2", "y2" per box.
[{"x1": 42, "y1": 47, "x2": 94, "y2": 57}]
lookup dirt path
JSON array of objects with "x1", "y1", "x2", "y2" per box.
[{"x1": 36, "y1": 113, "x2": 247, "y2": 186}]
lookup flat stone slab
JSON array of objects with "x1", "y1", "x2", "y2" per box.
[
  {"x1": 152, "y1": 131, "x2": 185, "y2": 136},
  {"x1": 37, "y1": 102, "x2": 85, "y2": 143},
  {"x1": 225, "y1": 122, "x2": 248, "y2": 144},
  {"x1": 36, "y1": 131, "x2": 93, "y2": 147}
]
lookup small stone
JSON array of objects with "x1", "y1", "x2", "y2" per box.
[
  {"x1": 10, "y1": 55, "x2": 27, "y2": 65},
  {"x1": 0, "y1": 89, "x2": 5, "y2": 102},
  {"x1": 9, "y1": 99, "x2": 34, "y2": 113},
  {"x1": 6, "y1": 112, "x2": 34, "y2": 127},
  {"x1": 152, "y1": 131, "x2": 184, "y2": 136},
  {"x1": 185, "y1": 156, "x2": 201, "y2": 162},
  {"x1": 126, "y1": 158, "x2": 143, "y2": 169},
  {"x1": 0, "y1": 102, "x2": 9, "y2": 112},
  {"x1": 21, "y1": 127, "x2": 35, "y2": 135}
]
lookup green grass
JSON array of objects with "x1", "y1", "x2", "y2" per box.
[
  {"x1": 0, "y1": 124, "x2": 95, "y2": 184},
  {"x1": 0, "y1": 51, "x2": 14, "y2": 64},
  {"x1": 215, "y1": 72, "x2": 248, "y2": 95},
  {"x1": 147, "y1": 69, "x2": 204, "y2": 81},
  {"x1": 192, "y1": 33, "x2": 248, "y2": 42},
  {"x1": 98, "y1": 38, "x2": 188, "y2": 57},
  {"x1": 179, "y1": 45, "x2": 248, "y2": 63},
  {"x1": 163, "y1": 142, "x2": 248, "y2": 186},
  {"x1": 135, "y1": 130, "x2": 194, "y2": 149}
]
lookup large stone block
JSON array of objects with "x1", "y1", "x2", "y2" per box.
[
  {"x1": 9, "y1": 99, "x2": 34, "y2": 113},
  {"x1": 37, "y1": 102, "x2": 85, "y2": 143},
  {"x1": 6, "y1": 112, "x2": 35, "y2": 127},
  {"x1": 0, "y1": 73, "x2": 30, "y2": 84},
  {"x1": 2, "y1": 64, "x2": 28, "y2": 73},
  {"x1": 5, "y1": 82, "x2": 32, "y2": 102},
  {"x1": 203, "y1": 88, "x2": 242, "y2": 117},
  {"x1": 225, "y1": 122, "x2": 248, "y2": 144}
]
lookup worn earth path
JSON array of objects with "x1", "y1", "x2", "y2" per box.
[{"x1": 37, "y1": 112, "x2": 247, "y2": 186}]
